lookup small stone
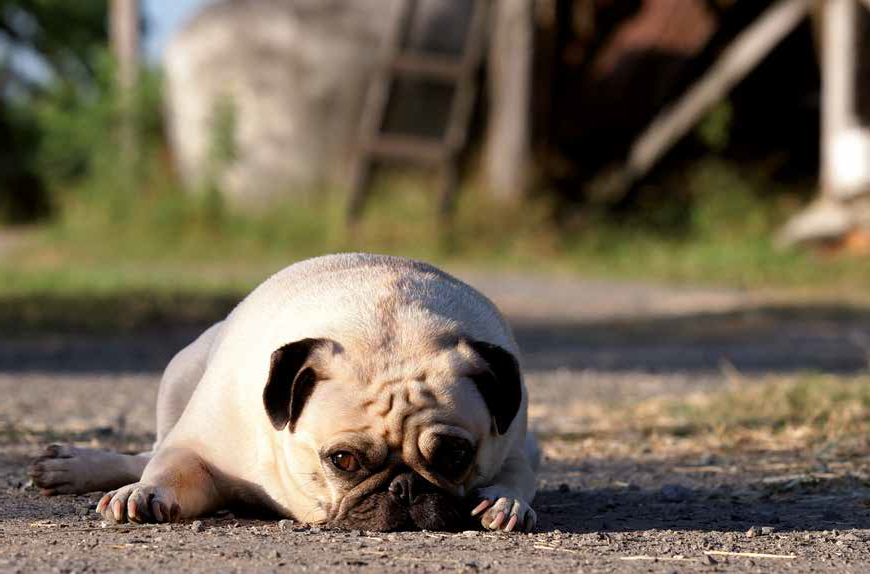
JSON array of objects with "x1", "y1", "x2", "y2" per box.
[
  {"x1": 745, "y1": 526, "x2": 759, "y2": 538},
  {"x1": 840, "y1": 532, "x2": 863, "y2": 541},
  {"x1": 309, "y1": 526, "x2": 322, "y2": 533},
  {"x1": 350, "y1": 529, "x2": 362, "y2": 537},
  {"x1": 761, "y1": 526, "x2": 775, "y2": 535},
  {"x1": 272, "y1": 550, "x2": 281, "y2": 559},
  {"x1": 461, "y1": 530, "x2": 479, "y2": 537},
  {"x1": 703, "y1": 554, "x2": 718, "y2": 565},
  {"x1": 190, "y1": 520, "x2": 205, "y2": 533},
  {"x1": 278, "y1": 519, "x2": 292, "y2": 531}
]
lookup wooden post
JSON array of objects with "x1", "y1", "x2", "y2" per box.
[
  {"x1": 484, "y1": 0, "x2": 533, "y2": 202},
  {"x1": 821, "y1": 0, "x2": 862, "y2": 198},
  {"x1": 776, "y1": 0, "x2": 870, "y2": 244},
  {"x1": 110, "y1": 0, "x2": 140, "y2": 171}
]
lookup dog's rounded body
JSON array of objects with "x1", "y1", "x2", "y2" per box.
[{"x1": 30, "y1": 254, "x2": 538, "y2": 531}]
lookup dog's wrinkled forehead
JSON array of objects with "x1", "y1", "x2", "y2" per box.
[
  {"x1": 320, "y1": 334, "x2": 484, "y2": 440},
  {"x1": 360, "y1": 376, "x2": 439, "y2": 448}
]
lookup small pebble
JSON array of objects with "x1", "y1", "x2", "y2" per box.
[
  {"x1": 272, "y1": 550, "x2": 281, "y2": 559},
  {"x1": 190, "y1": 520, "x2": 204, "y2": 533},
  {"x1": 761, "y1": 526, "x2": 775, "y2": 535},
  {"x1": 703, "y1": 554, "x2": 717, "y2": 565},
  {"x1": 745, "y1": 526, "x2": 759, "y2": 538},
  {"x1": 278, "y1": 519, "x2": 292, "y2": 531}
]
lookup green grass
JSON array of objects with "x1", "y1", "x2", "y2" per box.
[
  {"x1": 5, "y1": 58, "x2": 868, "y2": 302},
  {"x1": 2, "y1": 157, "x2": 870, "y2": 303}
]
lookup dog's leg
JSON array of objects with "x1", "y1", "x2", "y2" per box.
[
  {"x1": 29, "y1": 445, "x2": 151, "y2": 495},
  {"x1": 154, "y1": 321, "x2": 223, "y2": 447},
  {"x1": 29, "y1": 323, "x2": 223, "y2": 497},
  {"x1": 97, "y1": 447, "x2": 221, "y2": 524},
  {"x1": 470, "y1": 443, "x2": 538, "y2": 532}
]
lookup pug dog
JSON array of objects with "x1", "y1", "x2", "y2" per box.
[{"x1": 29, "y1": 253, "x2": 538, "y2": 532}]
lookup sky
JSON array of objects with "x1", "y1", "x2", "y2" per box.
[{"x1": 143, "y1": 0, "x2": 213, "y2": 62}]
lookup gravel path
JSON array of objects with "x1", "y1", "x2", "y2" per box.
[{"x1": 2, "y1": 272, "x2": 870, "y2": 573}]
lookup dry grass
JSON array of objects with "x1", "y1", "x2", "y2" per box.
[{"x1": 541, "y1": 374, "x2": 870, "y2": 460}]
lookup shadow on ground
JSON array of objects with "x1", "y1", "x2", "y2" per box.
[
  {"x1": 535, "y1": 484, "x2": 870, "y2": 534},
  {"x1": 3, "y1": 444, "x2": 868, "y2": 532},
  {"x1": 2, "y1": 291, "x2": 869, "y2": 374},
  {"x1": 535, "y1": 457, "x2": 870, "y2": 534}
]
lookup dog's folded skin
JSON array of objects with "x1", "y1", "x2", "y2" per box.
[{"x1": 30, "y1": 253, "x2": 538, "y2": 532}]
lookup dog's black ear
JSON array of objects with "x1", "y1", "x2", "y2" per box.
[
  {"x1": 263, "y1": 338, "x2": 331, "y2": 432},
  {"x1": 466, "y1": 340, "x2": 522, "y2": 435}
]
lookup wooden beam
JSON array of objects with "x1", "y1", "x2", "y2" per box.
[
  {"x1": 484, "y1": 0, "x2": 534, "y2": 202},
  {"x1": 110, "y1": 0, "x2": 139, "y2": 93},
  {"x1": 597, "y1": 0, "x2": 811, "y2": 199},
  {"x1": 110, "y1": 0, "x2": 139, "y2": 170}
]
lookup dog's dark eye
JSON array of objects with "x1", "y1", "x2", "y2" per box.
[
  {"x1": 330, "y1": 452, "x2": 360, "y2": 472},
  {"x1": 432, "y1": 437, "x2": 474, "y2": 480}
]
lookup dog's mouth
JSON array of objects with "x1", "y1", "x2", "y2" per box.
[{"x1": 329, "y1": 482, "x2": 471, "y2": 532}]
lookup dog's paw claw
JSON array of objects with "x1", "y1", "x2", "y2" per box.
[
  {"x1": 97, "y1": 483, "x2": 179, "y2": 524},
  {"x1": 472, "y1": 486, "x2": 536, "y2": 532}
]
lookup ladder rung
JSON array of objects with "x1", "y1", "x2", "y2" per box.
[
  {"x1": 363, "y1": 135, "x2": 449, "y2": 164},
  {"x1": 391, "y1": 54, "x2": 464, "y2": 81}
]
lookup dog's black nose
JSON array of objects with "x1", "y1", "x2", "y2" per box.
[{"x1": 388, "y1": 472, "x2": 420, "y2": 506}]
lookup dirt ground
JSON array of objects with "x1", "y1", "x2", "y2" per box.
[{"x1": 2, "y1": 271, "x2": 870, "y2": 573}]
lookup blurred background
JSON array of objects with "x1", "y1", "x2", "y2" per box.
[
  {"x1": 4, "y1": 4, "x2": 870, "y2": 557},
  {"x1": 1, "y1": 0, "x2": 870, "y2": 309}
]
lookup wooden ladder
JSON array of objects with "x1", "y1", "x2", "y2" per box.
[{"x1": 347, "y1": 0, "x2": 490, "y2": 223}]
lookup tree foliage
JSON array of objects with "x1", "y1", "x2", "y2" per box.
[
  {"x1": 1, "y1": 0, "x2": 107, "y2": 91},
  {"x1": 0, "y1": 0, "x2": 109, "y2": 221}
]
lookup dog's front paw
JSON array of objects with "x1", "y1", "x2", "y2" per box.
[
  {"x1": 471, "y1": 486, "x2": 536, "y2": 532},
  {"x1": 96, "y1": 482, "x2": 180, "y2": 524}
]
